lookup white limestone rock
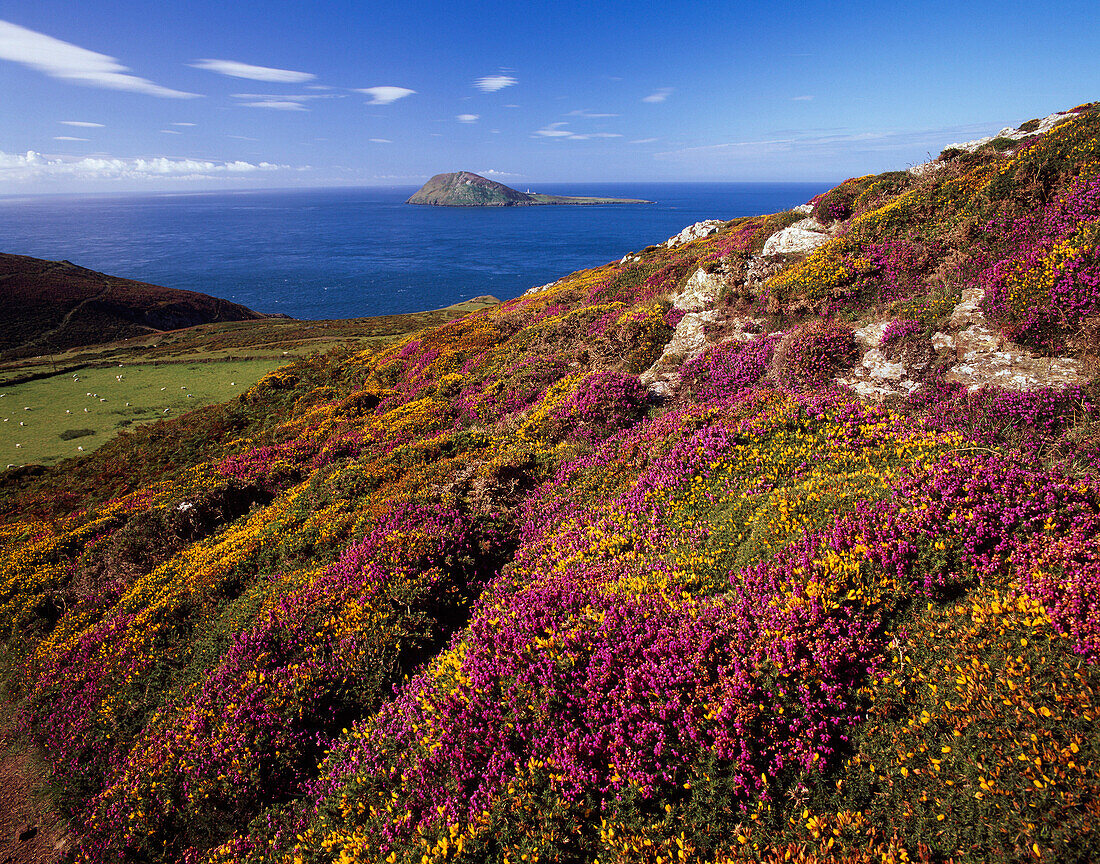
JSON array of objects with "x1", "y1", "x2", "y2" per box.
[
  {"x1": 665, "y1": 220, "x2": 725, "y2": 248},
  {"x1": 523, "y1": 279, "x2": 559, "y2": 296},
  {"x1": 761, "y1": 218, "x2": 830, "y2": 256},
  {"x1": 838, "y1": 322, "x2": 924, "y2": 400},
  {"x1": 909, "y1": 110, "x2": 1078, "y2": 174},
  {"x1": 665, "y1": 310, "x2": 720, "y2": 362},
  {"x1": 672, "y1": 268, "x2": 726, "y2": 312},
  {"x1": 949, "y1": 286, "x2": 986, "y2": 328}
]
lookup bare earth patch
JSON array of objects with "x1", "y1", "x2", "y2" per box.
[{"x1": 0, "y1": 713, "x2": 68, "y2": 864}]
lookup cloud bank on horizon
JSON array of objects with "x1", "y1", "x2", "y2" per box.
[{"x1": 0, "y1": 2, "x2": 1096, "y2": 193}]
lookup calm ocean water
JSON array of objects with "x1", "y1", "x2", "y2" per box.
[{"x1": 0, "y1": 183, "x2": 828, "y2": 320}]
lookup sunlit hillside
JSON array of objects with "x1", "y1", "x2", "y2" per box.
[{"x1": 2, "y1": 104, "x2": 1099, "y2": 864}]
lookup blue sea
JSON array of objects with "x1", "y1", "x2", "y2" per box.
[{"x1": 0, "y1": 183, "x2": 829, "y2": 320}]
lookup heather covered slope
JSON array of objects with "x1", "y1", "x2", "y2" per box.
[
  {"x1": 1, "y1": 104, "x2": 1100, "y2": 864},
  {"x1": 0, "y1": 254, "x2": 266, "y2": 359}
]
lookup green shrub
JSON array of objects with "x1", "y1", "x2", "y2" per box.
[{"x1": 59, "y1": 428, "x2": 96, "y2": 441}]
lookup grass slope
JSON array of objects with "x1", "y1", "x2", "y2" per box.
[
  {"x1": 0, "y1": 254, "x2": 266, "y2": 359},
  {"x1": 0, "y1": 106, "x2": 1098, "y2": 864},
  {"x1": 0, "y1": 298, "x2": 499, "y2": 467}
]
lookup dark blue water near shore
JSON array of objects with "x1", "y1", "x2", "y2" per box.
[{"x1": 0, "y1": 183, "x2": 829, "y2": 320}]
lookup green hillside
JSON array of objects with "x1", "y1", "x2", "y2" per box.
[{"x1": 2, "y1": 104, "x2": 1099, "y2": 864}]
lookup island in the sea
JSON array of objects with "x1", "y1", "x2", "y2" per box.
[{"x1": 406, "y1": 171, "x2": 653, "y2": 206}]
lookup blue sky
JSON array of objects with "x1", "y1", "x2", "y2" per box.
[{"x1": 1, "y1": 0, "x2": 1097, "y2": 194}]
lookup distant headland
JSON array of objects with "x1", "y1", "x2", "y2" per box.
[
  {"x1": 406, "y1": 171, "x2": 654, "y2": 206},
  {"x1": 0, "y1": 253, "x2": 269, "y2": 360}
]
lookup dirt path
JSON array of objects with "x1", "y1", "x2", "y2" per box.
[
  {"x1": 0, "y1": 713, "x2": 69, "y2": 864},
  {"x1": 14, "y1": 282, "x2": 115, "y2": 356}
]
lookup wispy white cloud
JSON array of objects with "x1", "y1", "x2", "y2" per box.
[
  {"x1": 241, "y1": 101, "x2": 308, "y2": 111},
  {"x1": 228, "y1": 135, "x2": 259, "y2": 141},
  {"x1": 642, "y1": 87, "x2": 673, "y2": 103},
  {"x1": 369, "y1": 138, "x2": 392, "y2": 144},
  {"x1": 191, "y1": 58, "x2": 314, "y2": 83},
  {"x1": 533, "y1": 122, "x2": 622, "y2": 140},
  {"x1": 53, "y1": 136, "x2": 88, "y2": 141},
  {"x1": 0, "y1": 19, "x2": 197, "y2": 98},
  {"x1": 478, "y1": 169, "x2": 521, "y2": 177},
  {"x1": 566, "y1": 109, "x2": 619, "y2": 118},
  {"x1": 654, "y1": 122, "x2": 996, "y2": 163},
  {"x1": 474, "y1": 75, "x2": 516, "y2": 92},
  {"x1": 171, "y1": 122, "x2": 196, "y2": 126},
  {"x1": 456, "y1": 114, "x2": 479, "y2": 123},
  {"x1": 533, "y1": 122, "x2": 573, "y2": 138},
  {"x1": 160, "y1": 129, "x2": 182, "y2": 134},
  {"x1": 791, "y1": 95, "x2": 814, "y2": 101},
  {"x1": 232, "y1": 93, "x2": 336, "y2": 101},
  {"x1": 629, "y1": 137, "x2": 658, "y2": 144},
  {"x1": 0, "y1": 148, "x2": 292, "y2": 183},
  {"x1": 59, "y1": 120, "x2": 104, "y2": 128},
  {"x1": 356, "y1": 86, "x2": 415, "y2": 105},
  {"x1": 231, "y1": 92, "x2": 339, "y2": 112}
]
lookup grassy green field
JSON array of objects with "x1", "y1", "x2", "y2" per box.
[
  {"x1": 0, "y1": 297, "x2": 499, "y2": 468},
  {"x1": 0, "y1": 359, "x2": 281, "y2": 467}
]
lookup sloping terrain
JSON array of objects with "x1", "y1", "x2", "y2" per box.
[
  {"x1": 0, "y1": 255, "x2": 267, "y2": 359},
  {"x1": 1, "y1": 104, "x2": 1099, "y2": 864}
]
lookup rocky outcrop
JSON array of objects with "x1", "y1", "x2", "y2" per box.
[
  {"x1": 639, "y1": 245, "x2": 1089, "y2": 403},
  {"x1": 760, "y1": 218, "x2": 831, "y2": 256},
  {"x1": 839, "y1": 286, "x2": 1089, "y2": 400},
  {"x1": 908, "y1": 109, "x2": 1079, "y2": 175},
  {"x1": 934, "y1": 287, "x2": 1087, "y2": 391},
  {"x1": 837, "y1": 322, "x2": 927, "y2": 400},
  {"x1": 665, "y1": 220, "x2": 725, "y2": 248}
]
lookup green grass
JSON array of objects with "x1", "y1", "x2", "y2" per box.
[
  {"x1": 0, "y1": 298, "x2": 501, "y2": 469},
  {"x1": 0, "y1": 359, "x2": 283, "y2": 467}
]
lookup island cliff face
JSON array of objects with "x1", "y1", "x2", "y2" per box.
[{"x1": 406, "y1": 170, "x2": 652, "y2": 206}]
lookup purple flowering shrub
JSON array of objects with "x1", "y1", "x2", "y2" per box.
[
  {"x1": 218, "y1": 440, "x2": 316, "y2": 493},
  {"x1": 548, "y1": 370, "x2": 649, "y2": 442},
  {"x1": 679, "y1": 337, "x2": 777, "y2": 400},
  {"x1": 70, "y1": 502, "x2": 502, "y2": 862},
  {"x1": 879, "y1": 318, "x2": 924, "y2": 349},
  {"x1": 979, "y1": 175, "x2": 1100, "y2": 350},
  {"x1": 905, "y1": 375, "x2": 1099, "y2": 461},
  {"x1": 774, "y1": 323, "x2": 860, "y2": 389},
  {"x1": 856, "y1": 237, "x2": 943, "y2": 303}
]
